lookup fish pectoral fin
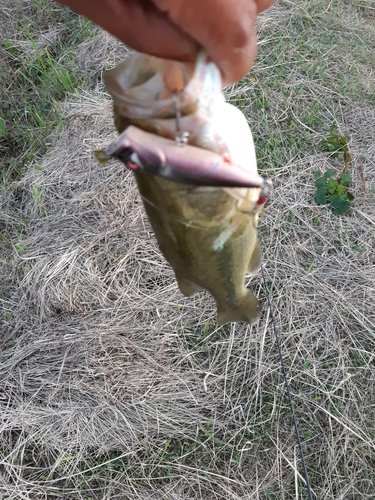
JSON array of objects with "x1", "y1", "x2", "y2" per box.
[
  {"x1": 247, "y1": 240, "x2": 262, "y2": 275},
  {"x1": 177, "y1": 277, "x2": 203, "y2": 297},
  {"x1": 217, "y1": 290, "x2": 261, "y2": 325}
]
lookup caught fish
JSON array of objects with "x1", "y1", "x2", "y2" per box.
[{"x1": 104, "y1": 52, "x2": 266, "y2": 325}]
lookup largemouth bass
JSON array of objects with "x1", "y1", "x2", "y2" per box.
[{"x1": 104, "y1": 52, "x2": 265, "y2": 325}]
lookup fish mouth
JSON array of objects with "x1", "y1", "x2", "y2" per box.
[{"x1": 104, "y1": 51, "x2": 208, "y2": 119}]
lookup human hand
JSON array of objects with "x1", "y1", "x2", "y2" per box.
[{"x1": 57, "y1": 0, "x2": 275, "y2": 85}]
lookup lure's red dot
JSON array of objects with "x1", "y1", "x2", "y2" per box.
[
  {"x1": 126, "y1": 161, "x2": 139, "y2": 170},
  {"x1": 257, "y1": 196, "x2": 267, "y2": 205}
]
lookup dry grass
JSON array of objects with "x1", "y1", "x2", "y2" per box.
[{"x1": 1, "y1": 0, "x2": 375, "y2": 499}]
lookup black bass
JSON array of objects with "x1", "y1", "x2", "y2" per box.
[{"x1": 104, "y1": 52, "x2": 266, "y2": 324}]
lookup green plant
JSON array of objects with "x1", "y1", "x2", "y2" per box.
[
  {"x1": 314, "y1": 128, "x2": 355, "y2": 215},
  {"x1": 314, "y1": 169, "x2": 354, "y2": 215},
  {"x1": 32, "y1": 185, "x2": 45, "y2": 215},
  {"x1": 321, "y1": 126, "x2": 353, "y2": 166}
]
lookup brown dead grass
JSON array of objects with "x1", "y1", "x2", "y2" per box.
[{"x1": 1, "y1": 0, "x2": 375, "y2": 499}]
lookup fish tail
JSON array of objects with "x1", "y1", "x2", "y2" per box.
[{"x1": 217, "y1": 290, "x2": 261, "y2": 325}]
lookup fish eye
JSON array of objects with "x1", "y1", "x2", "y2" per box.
[{"x1": 116, "y1": 147, "x2": 133, "y2": 163}]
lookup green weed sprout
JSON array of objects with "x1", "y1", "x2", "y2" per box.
[
  {"x1": 314, "y1": 128, "x2": 355, "y2": 215},
  {"x1": 314, "y1": 169, "x2": 354, "y2": 215}
]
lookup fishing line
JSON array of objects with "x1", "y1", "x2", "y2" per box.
[{"x1": 261, "y1": 266, "x2": 313, "y2": 500}]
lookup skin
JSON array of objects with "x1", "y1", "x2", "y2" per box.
[{"x1": 56, "y1": 0, "x2": 275, "y2": 85}]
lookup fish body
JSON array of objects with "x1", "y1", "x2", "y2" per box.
[
  {"x1": 105, "y1": 52, "x2": 264, "y2": 324},
  {"x1": 134, "y1": 172, "x2": 262, "y2": 324}
]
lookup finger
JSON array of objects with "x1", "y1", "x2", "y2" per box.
[
  {"x1": 256, "y1": 0, "x2": 276, "y2": 14},
  {"x1": 152, "y1": 0, "x2": 263, "y2": 85},
  {"x1": 58, "y1": 0, "x2": 200, "y2": 62}
]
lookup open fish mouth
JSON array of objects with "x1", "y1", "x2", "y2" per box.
[{"x1": 103, "y1": 125, "x2": 266, "y2": 190}]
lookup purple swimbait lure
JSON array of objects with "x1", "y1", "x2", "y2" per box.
[{"x1": 105, "y1": 125, "x2": 265, "y2": 189}]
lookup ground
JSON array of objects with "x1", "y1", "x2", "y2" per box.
[{"x1": 0, "y1": 1, "x2": 375, "y2": 499}]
